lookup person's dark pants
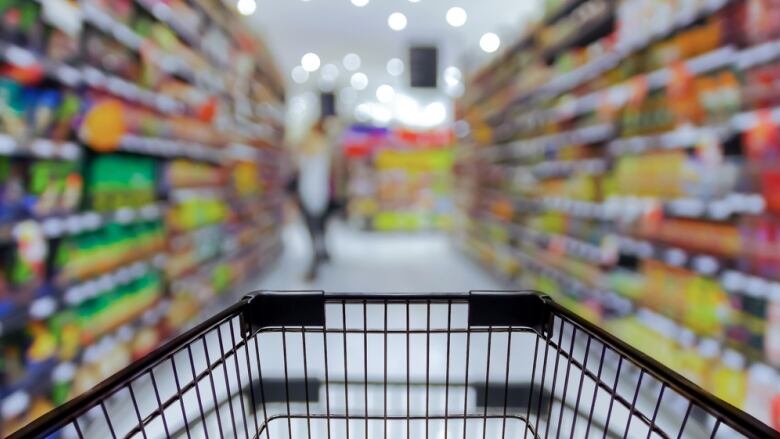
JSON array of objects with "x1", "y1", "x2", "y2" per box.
[
  {"x1": 302, "y1": 209, "x2": 329, "y2": 279},
  {"x1": 301, "y1": 198, "x2": 346, "y2": 280}
]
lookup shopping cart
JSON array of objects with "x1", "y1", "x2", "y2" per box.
[{"x1": 9, "y1": 291, "x2": 778, "y2": 438}]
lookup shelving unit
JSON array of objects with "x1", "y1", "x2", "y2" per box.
[
  {"x1": 457, "y1": 0, "x2": 780, "y2": 428},
  {"x1": 345, "y1": 126, "x2": 455, "y2": 231},
  {"x1": 0, "y1": 0, "x2": 286, "y2": 434}
]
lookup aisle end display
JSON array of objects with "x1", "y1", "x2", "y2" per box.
[{"x1": 344, "y1": 126, "x2": 454, "y2": 231}]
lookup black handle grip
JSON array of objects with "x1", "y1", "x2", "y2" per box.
[{"x1": 241, "y1": 290, "x2": 552, "y2": 335}]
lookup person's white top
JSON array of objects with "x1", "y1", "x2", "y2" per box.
[{"x1": 298, "y1": 133, "x2": 331, "y2": 215}]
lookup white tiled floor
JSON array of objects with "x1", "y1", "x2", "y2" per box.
[{"x1": 256, "y1": 220, "x2": 503, "y2": 293}]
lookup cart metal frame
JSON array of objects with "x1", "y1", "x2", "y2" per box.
[{"x1": 9, "y1": 291, "x2": 779, "y2": 438}]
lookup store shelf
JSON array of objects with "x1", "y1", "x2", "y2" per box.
[
  {"x1": 132, "y1": 0, "x2": 228, "y2": 70},
  {"x1": 39, "y1": 203, "x2": 166, "y2": 239},
  {"x1": 169, "y1": 240, "x2": 270, "y2": 292},
  {"x1": 615, "y1": 0, "x2": 732, "y2": 55},
  {"x1": 737, "y1": 37, "x2": 780, "y2": 70},
  {"x1": 465, "y1": 224, "x2": 734, "y2": 350},
  {"x1": 491, "y1": 187, "x2": 766, "y2": 223},
  {"x1": 497, "y1": 221, "x2": 725, "y2": 281},
  {"x1": 81, "y1": 2, "x2": 200, "y2": 84},
  {"x1": 0, "y1": 135, "x2": 81, "y2": 161},
  {"x1": 545, "y1": 45, "x2": 737, "y2": 122},
  {"x1": 538, "y1": 51, "x2": 624, "y2": 100},
  {"x1": 62, "y1": 250, "x2": 167, "y2": 292},
  {"x1": 2, "y1": 236, "x2": 280, "y2": 409},
  {"x1": 458, "y1": 0, "x2": 780, "y2": 425},
  {"x1": 607, "y1": 124, "x2": 734, "y2": 156},
  {"x1": 572, "y1": 103, "x2": 780, "y2": 158},
  {"x1": 0, "y1": 251, "x2": 165, "y2": 339},
  {"x1": 82, "y1": 67, "x2": 186, "y2": 115},
  {"x1": 533, "y1": 0, "x2": 734, "y2": 103},
  {"x1": 81, "y1": 3, "x2": 144, "y2": 51},
  {"x1": 0, "y1": 203, "x2": 165, "y2": 246},
  {"x1": 544, "y1": 0, "x2": 590, "y2": 25},
  {"x1": 471, "y1": 229, "x2": 621, "y2": 307},
  {"x1": 62, "y1": 253, "x2": 167, "y2": 307},
  {"x1": 2, "y1": 235, "x2": 280, "y2": 406},
  {"x1": 542, "y1": 9, "x2": 614, "y2": 63},
  {"x1": 608, "y1": 193, "x2": 766, "y2": 221},
  {"x1": 489, "y1": 229, "x2": 772, "y2": 416},
  {"x1": 531, "y1": 157, "x2": 608, "y2": 179},
  {"x1": 483, "y1": 123, "x2": 615, "y2": 161},
  {"x1": 0, "y1": 0, "x2": 285, "y2": 427},
  {"x1": 0, "y1": 297, "x2": 169, "y2": 408},
  {"x1": 479, "y1": 0, "x2": 734, "y2": 120},
  {"x1": 0, "y1": 42, "x2": 82, "y2": 88},
  {"x1": 168, "y1": 186, "x2": 228, "y2": 202},
  {"x1": 489, "y1": 16, "x2": 739, "y2": 129},
  {"x1": 133, "y1": 0, "x2": 198, "y2": 46},
  {"x1": 116, "y1": 135, "x2": 224, "y2": 163},
  {"x1": 486, "y1": 216, "x2": 605, "y2": 264}
]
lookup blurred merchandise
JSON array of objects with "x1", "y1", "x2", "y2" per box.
[
  {"x1": 0, "y1": 0, "x2": 286, "y2": 434},
  {"x1": 455, "y1": 0, "x2": 780, "y2": 429},
  {"x1": 345, "y1": 126, "x2": 455, "y2": 231}
]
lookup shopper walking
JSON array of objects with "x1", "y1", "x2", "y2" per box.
[{"x1": 297, "y1": 118, "x2": 334, "y2": 281}]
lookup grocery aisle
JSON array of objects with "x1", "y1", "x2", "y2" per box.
[{"x1": 258, "y1": 220, "x2": 503, "y2": 292}]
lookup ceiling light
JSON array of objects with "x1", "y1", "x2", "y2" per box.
[
  {"x1": 395, "y1": 94, "x2": 420, "y2": 125},
  {"x1": 386, "y1": 58, "x2": 404, "y2": 76},
  {"x1": 480, "y1": 33, "x2": 500, "y2": 53},
  {"x1": 355, "y1": 103, "x2": 372, "y2": 122},
  {"x1": 372, "y1": 106, "x2": 393, "y2": 124},
  {"x1": 291, "y1": 66, "x2": 309, "y2": 84},
  {"x1": 422, "y1": 102, "x2": 447, "y2": 126},
  {"x1": 409, "y1": 0, "x2": 420, "y2": 2},
  {"x1": 321, "y1": 63, "x2": 339, "y2": 81},
  {"x1": 446, "y1": 7, "x2": 467, "y2": 27},
  {"x1": 388, "y1": 12, "x2": 407, "y2": 31},
  {"x1": 343, "y1": 53, "x2": 361, "y2": 71},
  {"x1": 351, "y1": 72, "x2": 368, "y2": 90},
  {"x1": 236, "y1": 0, "x2": 256, "y2": 16},
  {"x1": 301, "y1": 53, "x2": 321, "y2": 72},
  {"x1": 376, "y1": 85, "x2": 395, "y2": 103},
  {"x1": 446, "y1": 82, "x2": 464, "y2": 97},
  {"x1": 444, "y1": 66, "x2": 462, "y2": 86},
  {"x1": 351, "y1": 0, "x2": 369, "y2": 6}
]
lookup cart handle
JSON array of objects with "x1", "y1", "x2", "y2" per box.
[{"x1": 241, "y1": 290, "x2": 553, "y2": 335}]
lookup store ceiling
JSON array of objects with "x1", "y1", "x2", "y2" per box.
[{"x1": 241, "y1": 0, "x2": 542, "y2": 129}]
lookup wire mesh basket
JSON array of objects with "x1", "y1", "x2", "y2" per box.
[{"x1": 9, "y1": 291, "x2": 778, "y2": 438}]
